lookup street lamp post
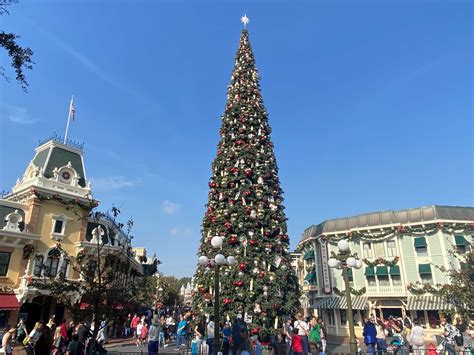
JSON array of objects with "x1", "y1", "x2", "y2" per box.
[
  {"x1": 327, "y1": 239, "x2": 362, "y2": 355},
  {"x1": 198, "y1": 236, "x2": 237, "y2": 355}
]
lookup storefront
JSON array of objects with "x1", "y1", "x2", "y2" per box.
[{"x1": 0, "y1": 283, "x2": 20, "y2": 331}]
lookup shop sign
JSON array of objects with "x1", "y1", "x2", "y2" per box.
[{"x1": 0, "y1": 283, "x2": 14, "y2": 293}]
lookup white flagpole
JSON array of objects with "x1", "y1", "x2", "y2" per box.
[{"x1": 64, "y1": 95, "x2": 73, "y2": 143}]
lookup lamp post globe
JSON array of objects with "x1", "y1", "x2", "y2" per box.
[
  {"x1": 215, "y1": 254, "x2": 227, "y2": 265},
  {"x1": 355, "y1": 259, "x2": 363, "y2": 269},
  {"x1": 226, "y1": 256, "x2": 237, "y2": 266},
  {"x1": 337, "y1": 239, "x2": 350, "y2": 252},
  {"x1": 211, "y1": 236, "x2": 224, "y2": 248},
  {"x1": 346, "y1": 256, "x2": 357, "y2": 268},
  {"x1": 327, "y1": 257, "x2": 339, "y2": 268},
  {"x1": 198, "y1": 255, "x2": 209, "y2": 266}
]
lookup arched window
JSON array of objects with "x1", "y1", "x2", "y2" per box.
[
  {"x1": 44, "y1": 248, "x2": 61, "y2": 277},
  {"x1": 59, "y1": 257, "x2": 69, "y2": 277},
  {"x1": 33, "y1": 255, "x2": 43, "y2": 277}
]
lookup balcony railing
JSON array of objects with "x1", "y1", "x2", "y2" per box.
[{"x1": 366, "y1": 285, "x2": 405, "y2": 295}]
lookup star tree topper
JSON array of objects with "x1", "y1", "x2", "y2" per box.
[{"x1": 241, "y1": 14, "x2": 250, "y2": 28}]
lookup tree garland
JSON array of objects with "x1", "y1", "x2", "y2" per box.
[
  {"x1": 333, "y1": 286, "x2": 366, "y2": 296},
  {"x1": 363, "y1": 256, "x2": 399, "y2": 267}
]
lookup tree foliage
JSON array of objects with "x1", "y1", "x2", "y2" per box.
[{"x1": 0, "y1": 0, "x2": 34, "y2": 91}]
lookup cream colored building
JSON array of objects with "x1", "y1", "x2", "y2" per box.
[
  {"x1": 0, "y1": 136, "x2": 148, "y2": 330},
  {"x1": 297, "y1": 205, "x2": 473, "y2": 338}
]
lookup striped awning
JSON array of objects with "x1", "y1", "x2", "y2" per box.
[
  {"x1": 312, "y1": 296, "x2": 368, "y2": 310},
  {"x1": 406, "y1": 296, "x2": 448, "y2": 310}
]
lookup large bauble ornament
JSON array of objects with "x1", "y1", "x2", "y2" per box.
[{"x1": 239, "y1": 263, "x2": 247, "y2": 271}]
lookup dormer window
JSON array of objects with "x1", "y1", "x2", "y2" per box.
[
  {"x1": 51, "y1": 214, "x2": 73, "y2": 241},
  {"x1": 2, "y1": 210, "x2": 23, "y2": 232}
]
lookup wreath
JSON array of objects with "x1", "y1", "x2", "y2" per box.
[
  {"x1": 363, "y1": 256, "x2": 399, "y2": 267},
  {"x1": 333, "y1": 286, "x2": 366, "y2": 296}
]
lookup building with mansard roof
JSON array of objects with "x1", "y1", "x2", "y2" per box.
[
  {"x1": 296, "y1": 205, "x2": 473, "y2": 338},
  {"x1": 0, "y1": 134, "x2": 155, "y2": 330}
]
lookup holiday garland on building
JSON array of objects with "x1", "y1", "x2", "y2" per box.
[
  {"x1": 192, "y1": 28, "x2": 300, "y2": 336},
  {"x1": 363, "y1": 256, "x2": 399, "y2": 267}
]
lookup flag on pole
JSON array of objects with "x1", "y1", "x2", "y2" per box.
[{"x1": 69, "y1": 96, "x2": 75, "y2": 121}]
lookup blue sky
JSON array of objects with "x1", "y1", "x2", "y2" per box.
[{"x1": 0, "y1": 1, "x2": 472, "y2": 278}]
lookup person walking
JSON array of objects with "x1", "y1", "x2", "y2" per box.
[
  {"x1": 206, "y1": 316, "x2": 215, "y2": 355},
  {"x1": 408, "y1": 319, "x2": 425, "y2": 355},
  {"x1": 294, "y1": 313, "x2": 309, "y2": 355},
  {"x1": 308, "y1": 317, "x2": 321, "y2": 355},
  {"x1": 441, "y1": 317, "x2": 459, "y2": 355},
  {"x1": 124, "y1": 314, "x2": 132, "y2": 337},
  {"x1": 16, "y1": 319, "x2": 27, "y2": 344},
  {"x1": 233, "y1": 314, "x2": 248, "y2": 355},
  {"x1": 363, "y1": 316, "x2": 377, "y2": 354},
  {"x1": 283, "y1": 318, "x2": 294, "y2": 355},
  {"x1": 317, "y1": 318, "x2": 327, "y2": 354},
  {"x1": 194, "y1": 316, "x2": 206, "y2": 354},
  {"x1": 136, "y1": 320, "x2": 144, "y2": 347},
  {"x1": 375, "y1": 318, "x2": 388, "y2": 354},
  {"x1": 52, "y1": 326, "x2": 66, "y2": 354},
  {"x1": 131, "y1": 314, "x2": 140, "y2": 339},
  {"x1": 66, "y1": 334, "x2": 84, "y2": 355},
  {"x1": 176, "y1": 315, "x2": 188, "y2": 351},
  {"x1": 148, "y1": 316, "x2": 161, "y2": 355},
  {"x1": 222, "y1": 322, "x2": 232, "y2": 355},
  {"x1": 1, "y1": 327, "x2": 16, "y2": 355}
]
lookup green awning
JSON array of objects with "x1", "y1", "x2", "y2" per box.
[
  {"x1": 376, "y1": 266, "x2": 389, "y2": 276},
  {"x1": 414, "y1": 237, "x2": 427, "y2": 248},
  {"x1": 455, "y1": 235, "x2": 468, "y2": 246},
  {"x1": 390, "y1": 265, "x2": 401, "y2": 275},
  {"x1": 365, "y1": 267, "x2": 375, "y2": 276},
  {"x1": 418, "y1": 264, "x2": 432, "y2": 274},
  {"x1": 304, "y1": 272, "x2": 316, "y2": 281},
  {"x1": 303, "y1": 250, "x2": 315, "y2": 260}
]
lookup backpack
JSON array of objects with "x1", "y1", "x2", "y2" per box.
[{"x1": 309, "y1": 325, "x2": 321, "y2": 343}]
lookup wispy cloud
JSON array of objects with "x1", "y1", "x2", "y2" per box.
[
  {"x1": 3, "y1": 104, "x2": 37, "y2": 124},
  {"x1": 162, "y1": 200, "x2": 181, "y2": 215},
  {"x1": 170, "y1": 227, "x2": 193, "y2": 237},
  {"x1": 28, "y1": 19, "x2": 141, "y2": 98},
  {"x1": 91, "y1": 176, "x2": 137, "y2": 191}
]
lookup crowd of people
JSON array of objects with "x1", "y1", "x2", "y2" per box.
[
  {"x1": 1, "y1": 308, "x2": 473, "y2": 355},
  {"x1": 362, "y1": 313, "x2": 474, "y2": 354}
]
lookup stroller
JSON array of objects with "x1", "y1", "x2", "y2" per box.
[{"x1": 388, "y1": 333, "x2": 406, "y2": 354}]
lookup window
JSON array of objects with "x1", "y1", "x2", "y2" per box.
[
  {"x1": 387, "y1": 240, "x2": 397, "y2": 257},
  {"x1": 45, "y1": 255, "x2": 59, "y2": 277},
  {"x1": 414, "y1": 237, "x2": 428, "y2": 256},
  {"x1": 455, "y1": 235, "x2": 469, "y2": 254},
  {"x1": 33, "y1": 255, "x2": 43, "y2": 276},
  {"x1": 347, "y1": 269, "x2": 354, "y2": 287},
  {"x1": 53, "y1": 220, "x2": 64, "y2": 234},
  {"x1": 392, "y1": 275, "x2": 402, "y2": 285},
  {"x1": 59, "y1": 258, "x2": 69, "y2": 277},
  {"x1": 378, "y1": 275, "x2": 390, "y2": 286},
  {"x1": 363, "y1": 243, "x2": 372, "y2": 258},
  {"x1": 367, "y1": 276, "x2": 376, "y2": 286},
  {"x1": 326, "y1": 310, "x2": 335, "y2": 325},
  {"x1": 0, "y1": 252, "x2": 11, "y2": 276},
  {"x1": 340, "y1": 309, "x2": 347, "y2": 325},
  {"x1": 419, "y1": 264, "x2": 433, "y2": 284},
  {"x1": 373, "y1": 242, "x2": 385, "y2": 258}
]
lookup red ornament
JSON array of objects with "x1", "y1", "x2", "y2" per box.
[
  {"x1": 251, "y1": 327, "x2": 260, "y2": 335},
  {"x1": 249, "y1": 239, "x2": 257, "y2": 246},
  {"x1": 272, "y1": 304, "x2": 281, "y2": 310},
  {"x1": 245, "y1": 169, "x2": 252, "y2": 177},
  {"x1": 233, "y1": 280, "x2": 244, "y2": 287},
  {"x1": 258, "y1": 271, "x2": 266, "y2": 278},
  {"x1": 199, "y1": 287, "x2": 207, "y2": 294},
  {"x1": 239, "y1": 263, "x2": 247, "y2": 271},
  {"x1": 217, "y1": 149, "x2": 222, "y2": 155},
  {"x1": 244, "y1": 191, "x2": 251, "y2": 196},
  {"x1": 209, "y1": 181, "x2": 217, "y2": 188},
  {"x1": 264, "y1": 231, "x2": 270, "y2": 237},
  {"x1": 236, "y1": 140, "x2": 244, "y2": 146},
  {"x1": 229, "y1": 236, "x2": 238, "y2": 245},
  {"x1": 225, "y1": 221, "x2": 232, "y2": 230},
  {"x1": 246, "y1": 207, "x2": 252, "y2": 215},
  {"x1": 223, "y1": 298, "x2": 234, "y2": 304}
]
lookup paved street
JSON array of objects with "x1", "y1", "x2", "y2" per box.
[{"x1": 106, "y1": 342, "x2": 352, "y2": 354}]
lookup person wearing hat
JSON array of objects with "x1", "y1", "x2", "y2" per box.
[{"x1": 148, "y1": 316, "x2": 161, "y2": 355}]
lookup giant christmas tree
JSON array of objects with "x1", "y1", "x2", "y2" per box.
[{"x1": 193, "y1": 25, "x2": 300, "y2": 336}]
